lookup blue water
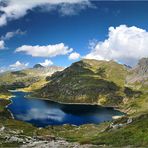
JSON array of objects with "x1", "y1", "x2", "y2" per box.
[{"x1": 7, "y1": 91, "x2": 123, "y2": 127}]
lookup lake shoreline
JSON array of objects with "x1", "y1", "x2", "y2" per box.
[
  {"x1": 17, "y1": 89, "x2": 126, "y2": 114},
  {"x1": 25, "y1": 93, "x2": 126, "y2": 116},
  {"x1": 26, "y1": 93, "x2": 120, "y2": 109},
  {"x1": 6, "y1": 90, "x2": 125, "y2": 127}
]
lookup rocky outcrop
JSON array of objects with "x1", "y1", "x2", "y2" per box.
[
  {"x1": 136, "y1": 58, "x2": 148, "y2": 75},
  {"x1": 21, "y1": 139, "x2": 96, "y2": 148},
  {"x1": 0, "y1": 122, "x2": 96, "y2": 148},
  {"x1": 126, "y1": 58, "x2": 148, "y2": 87}
]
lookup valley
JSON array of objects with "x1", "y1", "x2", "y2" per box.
[{"x1": 0, "y1": 58, "x2": 148, "y2": 147}]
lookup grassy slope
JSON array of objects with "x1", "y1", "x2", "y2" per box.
[
  {"x1": 43, "y1": 115, "x2": 148, "y2": 147},
  {"x1": 0, "y1": 59, "x2": 148, "y2": 147},
  {"x1": 1, "y1": 109, "x2": 148, "y2": 147},
  {"x1": 19, "y1": 77, "x2": 47, "y2": 92},
  {"x1": 35, "y1": 59, "x2": 131, "y2": 106},
  {"x1": 0, "y1": 66, "x2": 63, "y2": 87},
  {"x1": 92, "y1": 115, "x2": 148, "y2": 147},
  {"x1": 0, "y1": 66, "x2": 63, "y2": 99},
  {"x1": 0, "y1": 70, "x2": 38, "y2": 100},
  {"x1": 0, "y1": 86, "x2": 12, "y2": 100},
  {"x1": 30, "y1": 59, "x2": 148, "y2": 147}
]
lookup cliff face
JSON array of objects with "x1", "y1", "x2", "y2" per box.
[
  {"x1": 126, "y1": 58, "x2": 148, "y2": 90},
  {"x1": 137, "y1": 58, "x2": 148, "y2": 73}
]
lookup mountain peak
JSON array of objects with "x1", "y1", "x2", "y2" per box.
[
  {"x1": 138, "y1": 58, "x2": 148, "y2": 69},
  {"x1": 126, "y1": 58, "x2": 148, "y2": 85},
  {"x1": 134, "y1": 58, "x2": 148, "y2": 75},
  {"x1": 33, "y1": 64, "x2": 44, "y2": 69}
]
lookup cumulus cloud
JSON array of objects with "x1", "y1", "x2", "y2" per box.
[
  {"x1": 0, "y1": 0, "x2": 92, "y2": 27},
  {"x1": 1, "y1": 29, "x2": 26, "y2": 40},
  {"x1": 0, "y1": 40, "x2": 5, "y2": 49},
  {"x1": 85, "y1": 25, "x2": 148, "y2": 66},
  {"x1": 9, "y1": 61, "x2": 29, "y2": 70},
  {"x1": 15, "y1": 43, "x2": 73, "y2": 57},
  {"x1": 0, "y1": 68, "x2": 5, "y2": 73},
  {"x1": 69, "y1": 52, "x2": 80, "y2": 60},
  {"x1": 40, "y1": 59, "x2": 53, "y2": 67}
]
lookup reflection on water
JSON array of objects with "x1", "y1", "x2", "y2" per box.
[
  {"x1": 7, "y1": 91, "x2": 124, "y2": 127},
  {"x1": 16, "y1": 108, "x2": 65, "y2": 122}
]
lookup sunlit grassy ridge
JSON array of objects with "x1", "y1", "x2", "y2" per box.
[
  {"x1": 82, "y1": 59, "x2": 128, "y2": 86},
  {"x1": 19, "y1": 77, "x2": 47, "y2": 92},
  {"x1": 35, "y1": 59, "x2": 140, "y2": 107}
]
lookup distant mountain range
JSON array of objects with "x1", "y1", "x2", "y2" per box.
[{"x1": 0, "y1": 65, "x2": 64, "y2": 90}]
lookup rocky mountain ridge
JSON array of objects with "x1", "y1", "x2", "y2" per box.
[{"x1": 126, "y1": 58, "x2": 148, "y2": 89}]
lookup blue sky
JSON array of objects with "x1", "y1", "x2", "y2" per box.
[{"x1": 0, "y1": 0, "x2": 148, "y2": 71}]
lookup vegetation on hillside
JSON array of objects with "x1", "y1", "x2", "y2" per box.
[
  {"x1": 0, "y1": 86, "x2": 12, "y2": 100},
  {"x1": 34, "y1": 59, "x2": 141, "y2": 108},
  {"x1": 0, "y1": 65, "x2": 63, "y2": 99},
  {"x1": 0, "y1": 58, "x2": 148, "y2": 147}
]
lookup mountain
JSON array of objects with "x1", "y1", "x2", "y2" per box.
[
  {"x1": 126, "y1": 58, "x2": 148, "y2": 90},
  {"x1": 33, "y1": 64, "x2": 44, "y2": 68},
  {"x1": 0, "y1": 85, "x2": 12, "y2": 99},
  {"x1": 0, "y1": 58, "x2": 148, "y2": 147},
  {"x1": 0, "y1": 65, "x2": 64, "y2": 97},
  {"x1": 123, "y1": 64, "x2": 132, "y2": 69},
  {"x1": 34, "y1": 59, "x2": 141, "y2": 106}
]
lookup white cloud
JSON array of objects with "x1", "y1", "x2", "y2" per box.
[
  {"x1": 69, "y1": 52, "x2": 80, "y2": 60},
  {"x1": 16, "y1": 108, "x2": 65, "y2": 122},
  {"x1": 15, "y1": 43, "x2": 73, "y2": 57},
  {"x1": 0, "y1": 68, "x2": 5, "y2": 73},
  {"x1": 88, "y1": 39, "x2": 98, "y2": 50},
  {"x1": 9, "y1": 61, "x2": 29, "y2": 70},
  {"x1": 40, "y1": 59, "x2": 53, "y2": 67},
  {"x1": 0, "y1": 29, "x2": 25, "y2": 50},
  {"x1": 58, "y1": 1, "x2": 92, "y2": 16},
  {"x1": 0, "y1": 40, "x2": 5, "y2": 49},
  {"x1": 0, "y1": 0, "x2": 92, "y2": 27},
  {"x1": 1, "y1": 29, "x2": 26, "y2": 40},
  {"x1": 85, "y1": 25, "x2": 148, "y2": 66}
]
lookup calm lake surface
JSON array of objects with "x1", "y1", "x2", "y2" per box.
[{"x1": 7, "y1": 91, "x2": 124, "y2": 127}]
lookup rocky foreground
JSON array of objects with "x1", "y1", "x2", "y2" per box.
[
  {"x1": 0, "y1": 121, "x2": 97, "y2": 148},
  {"x1": 21, "y1": 140, "x2": 96, "y2": 148}
]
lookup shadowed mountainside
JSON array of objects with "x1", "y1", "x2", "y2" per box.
[{"x1": 34, "y1": 59, "x2": 142, "y2": 107}]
